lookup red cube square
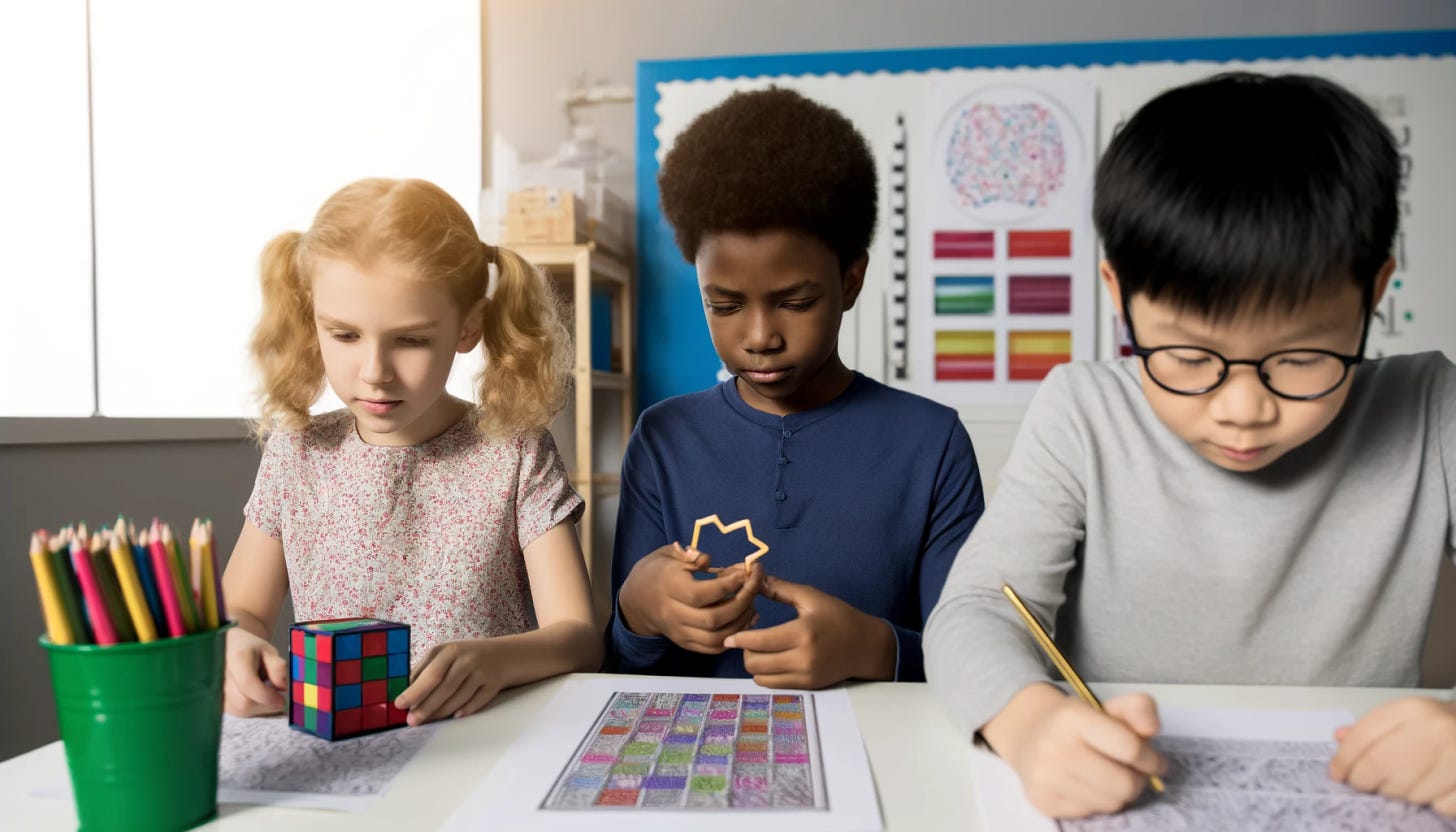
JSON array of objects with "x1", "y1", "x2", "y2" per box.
[
  {"x1": 316, "y1": 634, "x2": 333, "y2": 663},
  {"x1": 363, "y1": 680, "x2": 387, "y2": 705},
  {"x1": 291, "y1": 629, "x2": 305, "y2": 656},
  {"x1": 336, "y1": 659, "x2": 361, "y2": 685},
  {"x1": 319, "y1": 686, "x2": 332, "y2": 711},
  {"x1": 335, "y1": 707, "x2": 361, "y2": 737},
  {"x1": 362, "y1": 631, "x2": 388, "y2": 656},
  {"x1": 363, "y1": 702, "x2": 388, "y2": 730},
  {"x1": 292, "y1": 681, "x2": 305, "y2": 704},
  {"x1": 388, "y1": 703, "x2": 408, "y2": 726}
]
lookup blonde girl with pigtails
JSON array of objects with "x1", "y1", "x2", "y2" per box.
[{"x1": 222, "y1": 177, "x2": 600, "y2": 726}]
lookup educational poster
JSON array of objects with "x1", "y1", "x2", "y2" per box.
[
  {"x1": 543, "y1": 691, "x2": 825, "y2": 810},
  {"x1": 440, "y1": 677, "x2": 880, "y2": 831},
  {"x1": 638, "y1": 33, "x2": 1456, "y2": 416},
  {"x1": 919, "y1": 76, "x2": 1096, "y2": 404}
]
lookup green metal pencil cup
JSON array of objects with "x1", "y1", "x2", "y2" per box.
[{"x1": 40, "y1": 624, "x2": 234, "y2": 832}]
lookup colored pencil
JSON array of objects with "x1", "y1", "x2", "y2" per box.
[
  {"x1": 205, "y1": 518, "x2": 227, "y2": 622},
  {"x1": 70, "y1": 537, "x2": 118, "y2": 646},
  {"x1": 191, "y1": 520, "x2": 219, "y2": 629},
  {"x1": 126, "y1": 519, "x2": 165, "y2": 627},
  {"x1": 147, "y1": 527, "x2": 187, "y2": 637},
  {"x1": 50, "y1": 533, "x2": 91, "y2": 643},
  {"x1": 90, "y1": 532, "x2": 137, "y2": 643},
  {"x1": 160, "y1": 522, "x2": 199, "y2": 632},
  {"x1": 109, "y1": 528, "x2": 157, "y2": 642},
  {"x1": 29, "y1": 532, "x2": 74, "y2": 645}
]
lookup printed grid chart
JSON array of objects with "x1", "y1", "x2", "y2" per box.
[{"x1": 543, "y1": 692, "x2": 827, "y2": 810}]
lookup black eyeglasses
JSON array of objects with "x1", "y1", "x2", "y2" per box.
[{"x1": 1122, "y1": 299, "x2": 1370, "y2": 401}]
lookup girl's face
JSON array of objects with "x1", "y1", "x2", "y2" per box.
[{"x1": 311, "y1": 257, "x2": 481, "y2": 446}]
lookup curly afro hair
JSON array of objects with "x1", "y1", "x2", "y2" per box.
[{"x1": 658, "y1": 87, "x2": 877, "y2": 270}]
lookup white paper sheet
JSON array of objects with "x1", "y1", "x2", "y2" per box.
[
  {"x1": 970, "y1": 706, "x2": 1456, "y2": 831},
  {"x1": 439, "y1": 676, "x2": 883, "y2": 831}
]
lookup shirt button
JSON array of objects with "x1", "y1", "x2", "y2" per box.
[
  {"x1": 782, "y1": 429, "x2": 792, "y2": 438},
  {"x1": 774, "y1": 490, "x2": 786, "y2": 501},
  {"x1": 778, "y1": 457, "x2": 788, "y2": 465}
]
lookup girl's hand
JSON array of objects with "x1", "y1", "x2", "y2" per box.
[
  {"x1": 1330, "y1": 696, "x2": 1456, "y2": 816},
  {"x1": 394, "y1": 639, "x2": 503, "y2": 726},
  {"x1": 223, "y1": 626, "x2": 288, "y2": 717}
]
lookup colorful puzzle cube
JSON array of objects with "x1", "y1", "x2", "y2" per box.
[{"x1": 288, "y1": 617, "x2": 410, "y2": 740}]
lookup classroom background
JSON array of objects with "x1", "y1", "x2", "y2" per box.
[{"x1": 4, "y1": 0, "x2": 1455, "y2": 763}]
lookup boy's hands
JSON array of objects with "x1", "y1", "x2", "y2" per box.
[
  {"x1": 618, "y1": 542, "x2": 763, "y2": 653},
  {"x1": 223, "y1": 626, "x2": 288, "y2": 717},
  {"x1": 1330, "y1": 696, "x2": 1456, "y2": 816},
  {"x1": 723, "y1": 575, "x2": 896, "y2": 688},
  {"x1": 394, "y1": 639, "x2": 503, "y2": 726},
  {"x1": 981, "y1": 683, "x2": 1167, "y2": 819}
]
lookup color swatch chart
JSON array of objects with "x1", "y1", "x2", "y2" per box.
[{"x1": 543, "y1": 691, "x2": 827, "y2": 811}]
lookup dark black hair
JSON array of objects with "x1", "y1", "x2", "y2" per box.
[
  {"x1": 1093, "y1": 72, "x2": 1399, "y2": 319},
  {"x1": 658, "y1": 87, "x2": 877, "y2": 270}
]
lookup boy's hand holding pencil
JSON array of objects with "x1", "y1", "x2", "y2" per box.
[{"x1": 981, "y1": 584, "x2": 1168, "y2": 819}]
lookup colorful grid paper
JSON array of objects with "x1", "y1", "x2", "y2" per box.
[{"x1": 543, "y1": 692, "x2": 826, "y2": 810}]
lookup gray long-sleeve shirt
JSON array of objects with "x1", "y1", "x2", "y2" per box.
[{"x1": 925, "y1": 352, "x2": 1456, "y2": 740}]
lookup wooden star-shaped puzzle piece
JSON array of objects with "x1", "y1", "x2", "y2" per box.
[{"x1": 688, "y1": 514, "x2": 769, "y2": 567}]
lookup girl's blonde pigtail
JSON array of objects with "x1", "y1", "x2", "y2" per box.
[
  {"x1": 475, "y1": 245, "x2": 572, "y2": 437},
  {"x1": 251, "y1": 231, "x2": 324, "y2": 438}
]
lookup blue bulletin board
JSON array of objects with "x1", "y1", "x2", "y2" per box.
[{"x1": 634, "y1": 29, "x2": 1456, "y2": 412}]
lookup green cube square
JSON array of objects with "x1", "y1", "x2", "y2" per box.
[
  {"x1": 387, "y1": 676, "x2": 408, "y2": 701},
  {"x1": 304, "y1": 658, "x2": 316, "y2": 684},
  {"x1": 304, "y1": 634, "x2": 315, "y2": 660},
  {"x1": 304, "y1": 707, "x2": 317, "y2": 731},
  {"x1": 362, "y1": 656, "x2": 388, "y2": 681}
]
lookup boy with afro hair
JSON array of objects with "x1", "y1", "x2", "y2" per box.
[{"x1": 607, "y1": 87, "x2": 985, "y2": 686}]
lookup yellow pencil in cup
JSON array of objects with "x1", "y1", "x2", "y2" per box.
[
  {"x1": 30, "y1": 532, "x2": 75, "y2": 645},
  {"x1": 109, "y1": 527, "x2": 158, "y2": 642},
  {"x1": 1000, "y1": 583, "x2": 1165, "y2": 794}
]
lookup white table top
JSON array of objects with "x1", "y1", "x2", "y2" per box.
[{"x1": 3, "y1": 673, "x2": 1447, "y2": 831}]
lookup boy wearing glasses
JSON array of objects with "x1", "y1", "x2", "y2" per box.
[{"x1": 925, "y1": 72, "x2": 1456, "y2": 820}]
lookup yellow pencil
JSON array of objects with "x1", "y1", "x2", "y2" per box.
[
  {"x1": 192, "y1": 519, "x2": 219, "y2": 629},
  {"x1": 29, "y1": 532, "x2": 74, "y2": 645},
  {"x1": 109, "y1": 529, "x2": 158, "y2": 642},
  {"x1": 1001, "y1": 583, "x2": 1165, "y2": 793}
]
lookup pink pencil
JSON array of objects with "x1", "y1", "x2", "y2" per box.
[
  {"x1": 69, "y1": 537, "x2": 118, "y2": 645},
  {"x1": 145, "y1": 527, "x2": 187, "y2": 638}
]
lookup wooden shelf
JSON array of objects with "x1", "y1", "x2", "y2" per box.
[
  {"x1": 509, "y1": 242, "x2": 636, "y2": 583},
  {"x1": 513, "y1": 242, "x2": 629, "y2": 287}
]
